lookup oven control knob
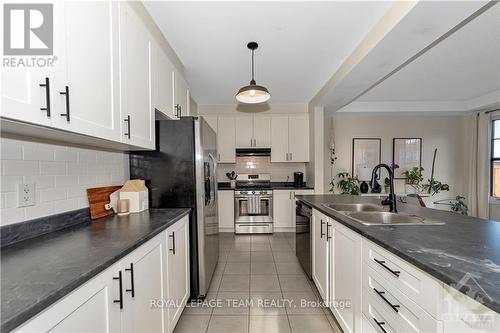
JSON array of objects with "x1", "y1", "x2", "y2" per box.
[
  {"x1": 260, "y1": 191, "x2": 265, "y2": 195},
  {"x1": 241, "y1": 191, "x2": 247, "y2": 194},
  {"x1": 252, "y1": 191, "x2": 255, "y2": 194}
]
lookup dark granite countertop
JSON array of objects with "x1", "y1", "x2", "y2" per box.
[
  {"x1": 218, "y1": 182, "x2": 314, "y2": 190},
  {"x1": 296, "y1": 194, "x2": 500, "y2": 314},
  {"x1": 0, "y1": 208, "x2": 190, "y2": 333}
]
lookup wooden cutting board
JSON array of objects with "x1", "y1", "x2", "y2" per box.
[{"x1": 86, "y1": 185, "x2": 123, "y2": 220}]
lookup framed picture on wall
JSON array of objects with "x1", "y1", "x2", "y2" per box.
[
  {"x1": 393, "y1": 138, "x2": 422, "y2": 179},
  {"x1": 352, "y1": 138, "x2": 381, "y2": 179}
]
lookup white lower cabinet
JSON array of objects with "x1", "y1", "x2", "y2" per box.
[
  {"x1": 274, "y1": 190, "x2": 314, "y2": 231},
  {"x1": 331, "y1": 221, "x2": 362, "y2": 333},
  {"x1": 165, "y1": 218, "x2": 190, "y2": 331},
  {"x1": 309, "y1": 207, "x2": 500, "y2": 333},
  {"x1": 218, "y1": 190, "x2": 235, "y2": 232},
  {"x1": 15, "y1": 215, "x2": 190, "y2": 333},
  {"x1": 312, "y1": 209, "x2": 330, "y2": 302}
]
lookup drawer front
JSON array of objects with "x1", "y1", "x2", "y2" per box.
[
  {"x1": 363, "y1": 264, "x2": 443, "y2": 333},
  {"x1": 363, "y1": 239, "x2": 441, "y2": 316},
  {"x1": 362, "y1": 288, "x2": 404, "y2": 333}
]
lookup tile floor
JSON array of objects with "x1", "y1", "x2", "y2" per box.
[{"x1": 174, "y1": 233, "x2": 342, "y2": 333}]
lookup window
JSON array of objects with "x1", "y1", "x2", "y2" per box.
[{"x1": 491, "y1": 119, "x2": 500, "y2": 197}]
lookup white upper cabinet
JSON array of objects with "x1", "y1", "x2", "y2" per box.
[
  {"x1": 119, "y1": 2, "x2": 155, "y2": 149},
  {"x1": 152, "y1": 41, "x2": 175, "y2": 119},
  {"x1": 288, "y1": 114, "x2": 309, "y2": 162},
  {"x1": 234, "y1": 116, "x2": 271, "y2": 148},
  {"x1": 1, "y1": 65, "x2": 54, "y2": 127},
  {"x1": 52, "y1": 1, "x2": 120, "y2": 142},
  {"x1": 217, "y1": 116, "x2": 236, "y2": 163},
  {"x1": 271, "y1": 116, "x2": 289, "y2": 162},
  {"x1": 271, "y1": 114, "x2": 309, "y2": 162},
  {"x1": 235, "y1": 116, "x2": 254, "y2": 148},
  {"x1": 173, "y1": 70, "x2": 189, "y2": 118},
  {"x1": 203, "y1": 115, "x2": 218, "y2": 133},
  {"x1": 253, "y1": 116, "x2": 271, "y2": 148}
]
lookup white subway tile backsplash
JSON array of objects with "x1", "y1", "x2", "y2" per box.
[
  {"x1": 39, "y1": 188, "x2": 66, "y2": 203},
  {"x1": 0, "y1": 140, "x2": 23, "y2": 160},
  {"x1": 25, "y1": 202, "x2": 55, "y2": 220},
  {"x1": 1, "y1": 207, "x2": 25, "y2": 224},
  {"x1": 40, "y1": 161, "x2": 66, "y2": 175},
  {"x1": 2, "y1": 160, "x2": 39, "y2": 176},
  {"x1": 67, "y1": 162, "x2": 87, "y2": 175},
  {"x1": 0, "y1": 138, "x2": 129, "y2": 225},
  {"x1": 24, "y1": 175, "x2": 55, "y2": 190},
  {"x1": 53, "y1": 198, "x2": 78, "y2": 214},
  {"x1": 78, "y1": 175, "x2": 96, "y2": 185},
  {"x1": 23, "y1": 142, "x2": 55, "y2": 161},
  {"x1": 54, "y1": 147, "x2": 78, "y2": 162},
  {"x1": 55, "y1": 175, "x2": 79, "y2": 188},
  {"x1": 78, "y1": 149, "x2": 97, "y2": 163},
  {"x1": 1, "y1": 176, "x2": 22, "y2": 192}
]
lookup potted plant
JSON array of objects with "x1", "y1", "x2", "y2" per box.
[
  {"x1": 330, "y1": 172, "x2": 360, "y2": 195},
  {"x1": 402, "y1": 166, "x2": 424, "y2": 193}
]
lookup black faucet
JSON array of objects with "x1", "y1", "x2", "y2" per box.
[{"x1": 370, "y1": 163, "x2": 397, "y2": 213}]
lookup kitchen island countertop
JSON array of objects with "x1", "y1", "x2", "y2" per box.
[{"x1": 296, "y1": 194, "x2": 500, "y2": 315}]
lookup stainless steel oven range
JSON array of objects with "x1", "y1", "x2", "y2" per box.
[{"x1": 234, "y1": 174, "x2": 273, "y2": 234}]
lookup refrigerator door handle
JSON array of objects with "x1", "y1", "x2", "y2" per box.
[{"x1": 208, "y1": 153, "x2": 218, "y2": 207}]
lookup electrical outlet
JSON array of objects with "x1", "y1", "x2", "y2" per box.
[{"x1": 18, "y1": 183, "x2": 36, "y2": 207}]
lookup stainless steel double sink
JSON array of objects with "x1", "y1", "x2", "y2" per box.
[{"x1": 321, "y1": 203, "x2": 445, "y2": 226}]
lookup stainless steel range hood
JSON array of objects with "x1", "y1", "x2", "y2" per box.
[{"x1": 235, "y1": 148, "x2": 271, "y2": 157}]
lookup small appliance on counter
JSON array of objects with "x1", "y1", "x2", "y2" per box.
[
  {"x1": 119, "y1": 179, "x2": 149, "y2": 212},
  {"x1": 293, "y1": 172, "x2": 304, "y2": 188}
]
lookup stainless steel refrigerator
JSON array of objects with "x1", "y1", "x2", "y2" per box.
[{"x1": 129, "y1": 117, "x2": 218, "y2": 298}]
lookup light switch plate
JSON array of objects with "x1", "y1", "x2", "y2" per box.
[{"x1": 18, "y1": 183, "x2": 36, "y2": 207}]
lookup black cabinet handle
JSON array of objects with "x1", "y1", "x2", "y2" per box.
[
  {"x1": 39, "y1": 77, "x2": 51, "y2": 117},
  {"x1": 169, "y1": 232, "x2": 176, "y2": 254},
  {"x1": 374, "y1": 258, "x2": 400, "y2": 277},
  {"x1": 374, "y1": 288, "x2": 400, "y2": 312},
  {"x1": 113, "y1": 271, "x2": 123, "y2": 309},
  {"x1": 59, "y1": 86, "x2": 70, "y2": 122},
  {"x1": 320, "y1": 219, "x2": 325, "y2": 238},
  {"x1": 125, "y1": 263, "x2": 135, "y2": 298},
  {"x1": 124, "y1": 115, "x2": 131, "y2": 138},
  {"x1": 373, "y1": 318, "x2": 388, "y2": 333},
  {"x1": 326, "y1": 223, "x2": 332, "y2": 241}
]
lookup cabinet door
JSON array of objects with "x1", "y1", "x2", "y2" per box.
[
  {"x1": 235, "y1": 116, "x2": 254, "y2": 148},
  {"x1": 271, "y1": 116, "x2": 289, "y2": 162},
  {"x1": 332, "y1": 221, "x2": 362, "y2": 333},
  {"x1": 51, "y1": 1, "x2": 120, "y2": 142},
  {"x1": 165, "y1": 217, "x2": 190, "y2": 332},
  {"x1": 288, "y1": 114, "x2": 309, "y2": 162},
  {"x1": 217, "y1": 116, "x2": 236, "y2": 163},
  {"x1": 203, "y1": 115, "x2": 218, "y2": 133},
  {"x1": 312, "y1": 210, "x2": 329, "y2": 302},
  {"x1": 1, "y1": 67, "x2": 53, "y2": 127},
  {"x1": 173, "y1": 71, "x2": 189, "y2": 118},
  {"x1": 119, "y1": 3, "x2": 154, "y2": 149},
  {"x1": 273, "y1": 190, "x2": 293, "y2": 230},
  {"x1": 152, "y1": 41, "x2": 175, "y2": 119},
  {"x1": 218, "y1": 190, "x2": 235, "y2": 231},
  {"x1": 17, "y1": 264, "x2": 121, "y2": 333},
  {"x1": 122, "y1": 234, "x2": 165, "y2": 333},
  {"x1": 253, "y1": 116, "x2": 271, "y2": 148}
]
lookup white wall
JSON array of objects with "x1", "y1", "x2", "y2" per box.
[
  {"x1": 0, "y1": 137, "x2": 129, "y2": 225},
  {"x1": 325, "y1": 113, "x2": 465, "y2": 208}
]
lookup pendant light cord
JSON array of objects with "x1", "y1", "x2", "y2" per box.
[{"x1": 251, "y1": 49, "x2": 255, "y2": 84}]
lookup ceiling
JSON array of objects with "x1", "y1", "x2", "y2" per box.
[
  {"x1": 144, "y1": 1, "x2": 392, "y2": 105},
  {"x1": 356, "y1": 2, "x2": 500, "y2": 108}
]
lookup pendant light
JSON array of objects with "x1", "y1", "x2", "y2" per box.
[{"x1": 236, "y1": 42, "x2": 271, "y2": 104}]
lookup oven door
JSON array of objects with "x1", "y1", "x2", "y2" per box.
[{"x1": 234, "y1": 195, "x2": 273, "y2": 224}]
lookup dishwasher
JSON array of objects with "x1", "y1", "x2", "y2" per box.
[{"x1": 295, "y1": 201, "x2": 312, "y2": 279}]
